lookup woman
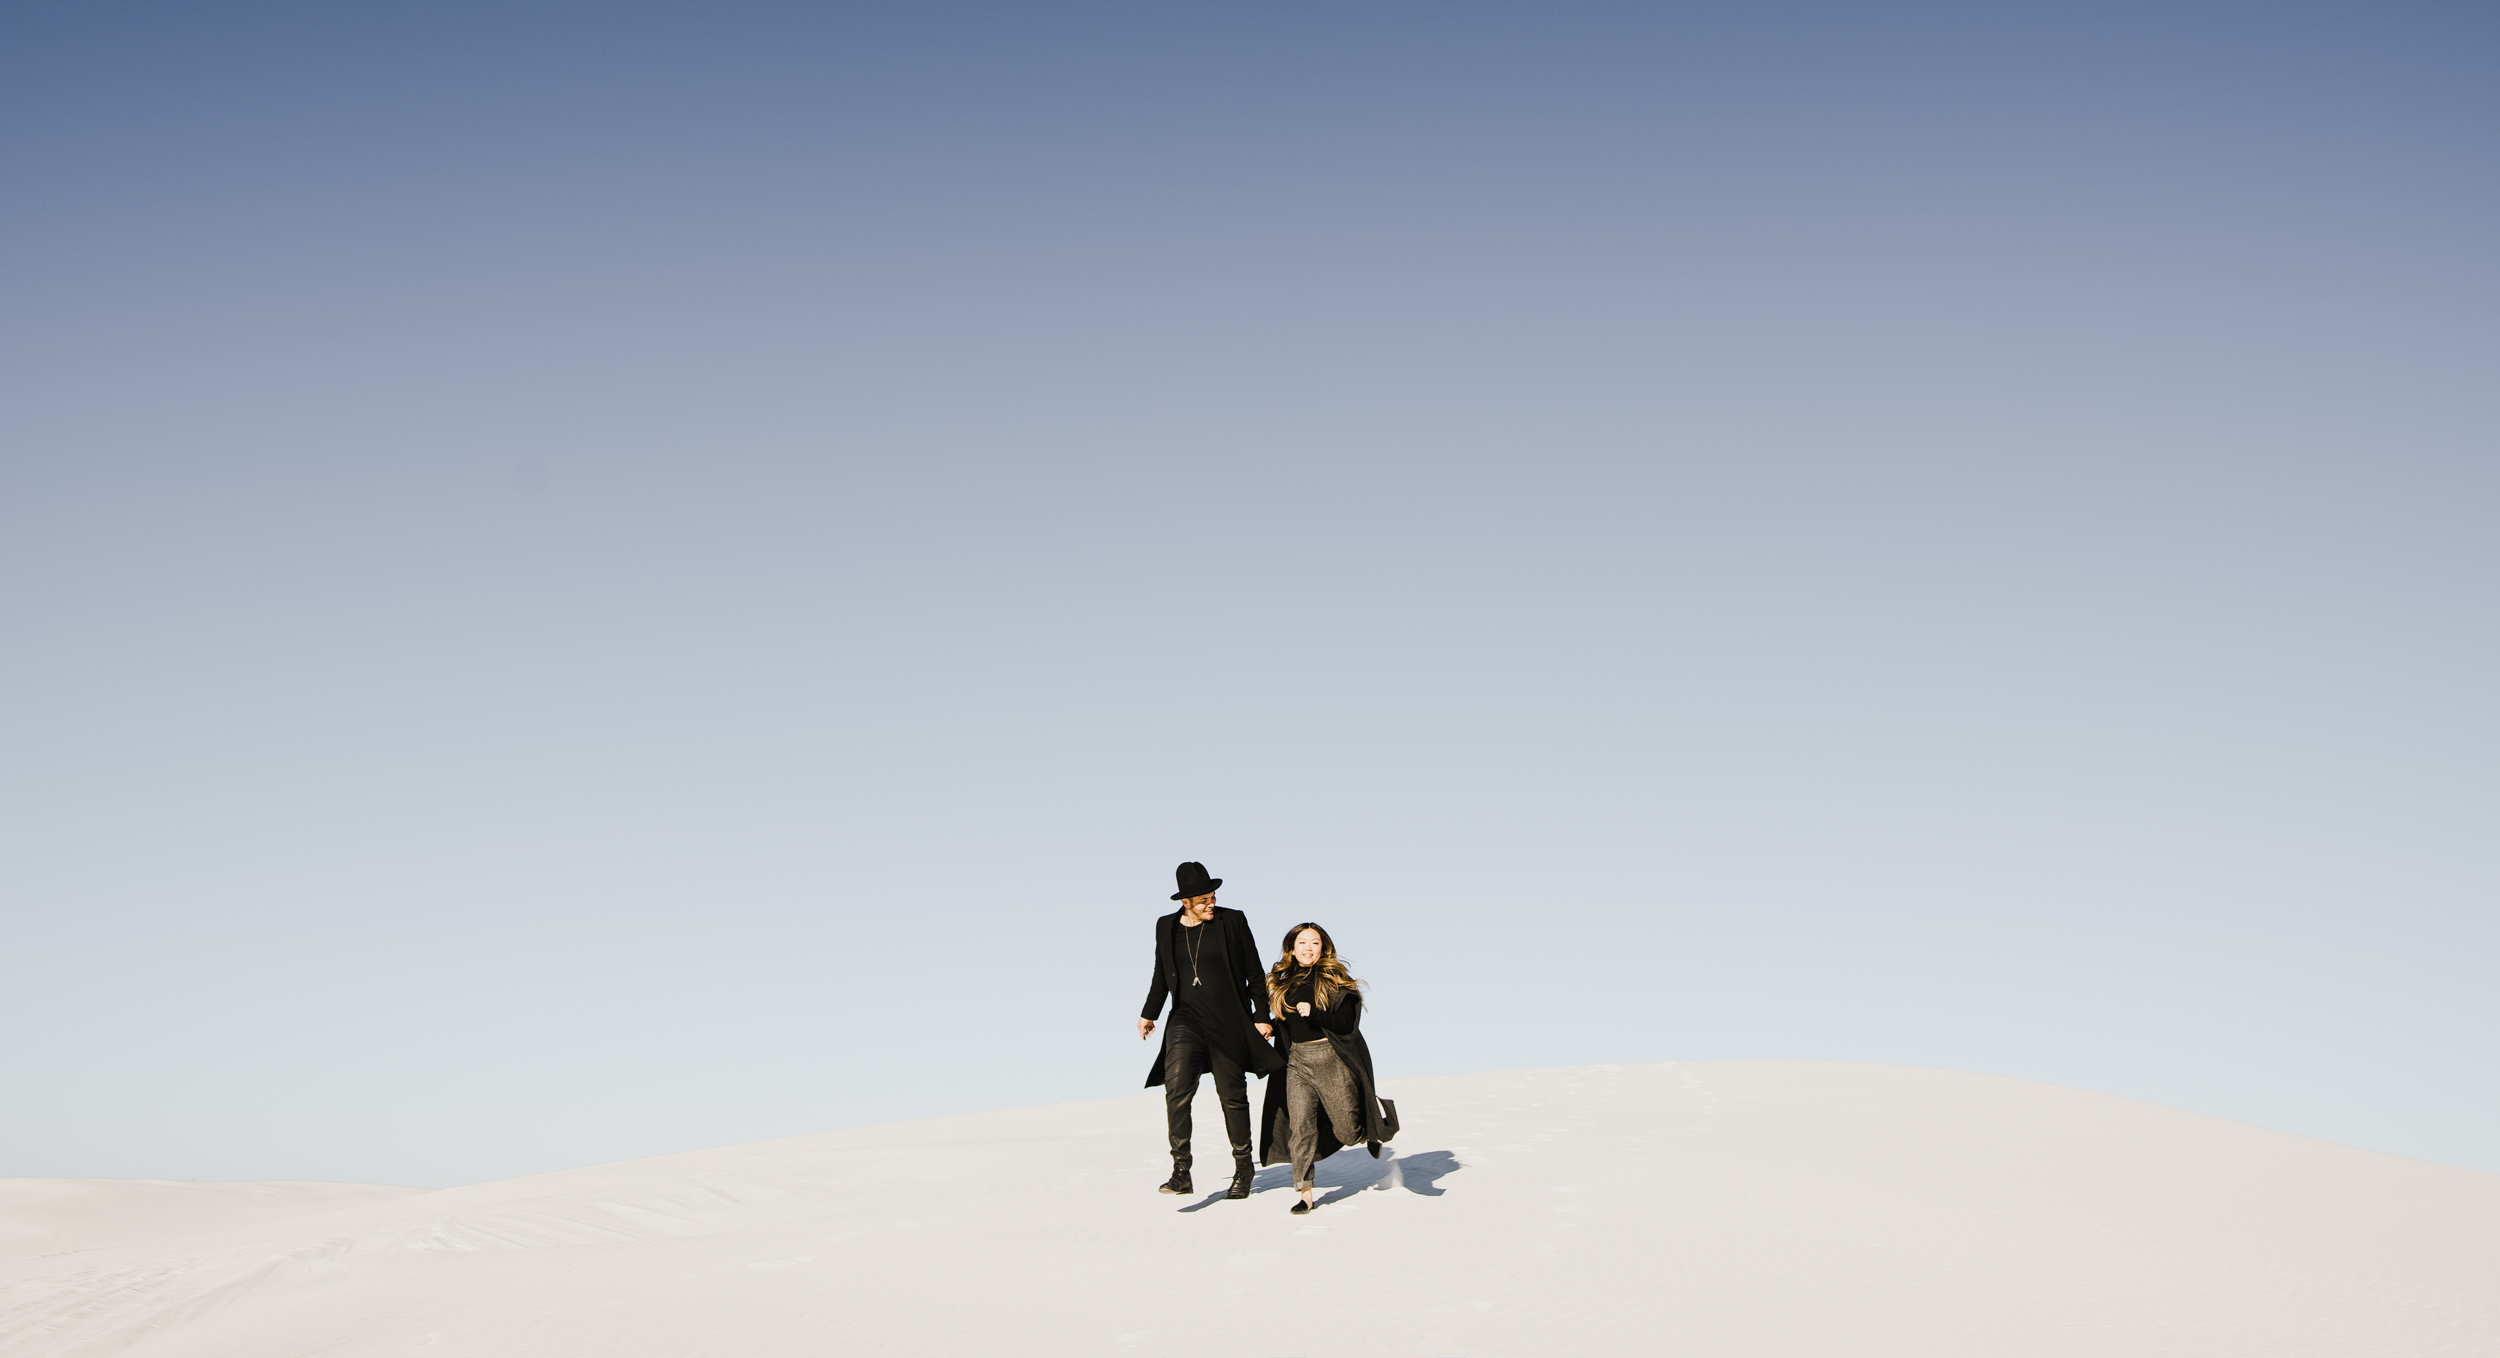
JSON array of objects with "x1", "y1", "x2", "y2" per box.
[{"x1": 1255, "y1": 922, "x2": 1397, "y2": 1214}]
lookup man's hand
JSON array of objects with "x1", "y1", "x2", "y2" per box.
[
  {"x1": 1254, "y1": 1022, "x2": 1272, "y2": 1038},
  {"x1": 1138, "y1": 1017, "x2": 1155, "y2": 1040}
]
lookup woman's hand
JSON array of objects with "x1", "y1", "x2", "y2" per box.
[
  {"x1": 1296, "y1": 1002, "x2": 1313, "y2": 1018},
  {"x1": 1138, "y1": 1017, "x2": 1154, "y2": 1040},
  {"x1": 1254, "y1": 1022, "x2": 1272, "y2": 1038}
]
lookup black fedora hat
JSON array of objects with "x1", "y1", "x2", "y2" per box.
[{"x1": 1171, "y1": 861, "x2": 1222, "y2": 900}]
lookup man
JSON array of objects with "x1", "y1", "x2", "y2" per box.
[{"x1": 1138, "y1": 861, "x2": 1283, "y2": 1199}]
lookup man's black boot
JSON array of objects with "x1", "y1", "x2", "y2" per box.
[
  {"x1": 1226, "y1": 1161, "x2": 1255, "y2": 1200},
  {"x1": 1367, "y1": 1139, "x2": 1383, "y2": 1158},
  {"x1": 1158, "y1": 1167, "x2": 1193, "y2": 1195}
]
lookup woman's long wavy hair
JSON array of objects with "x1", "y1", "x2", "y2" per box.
[{"x1": 1267, "y1": 922, "x2": 1363, "y2": 1017}]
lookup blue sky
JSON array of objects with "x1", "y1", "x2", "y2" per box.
[{"x1": 4, "y1": 1, "x2": 2494, "y2": 1186}]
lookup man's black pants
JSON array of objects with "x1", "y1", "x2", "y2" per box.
[{"x1": 1163, "y1": 1021, "x2": 1252, "y2": 1172}]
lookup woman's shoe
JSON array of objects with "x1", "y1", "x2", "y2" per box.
[
  {"x1": 1290, "y1": 1200, "x2": 1311, "y2": 1215},
  {"x1": 1157, "y1": 1172, "x2": 1192, "y2": 1195}
]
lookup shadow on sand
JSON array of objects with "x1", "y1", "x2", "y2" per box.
[{"x1": 1175, "y1": 1149, "x2": 1461, "y2": 1212}]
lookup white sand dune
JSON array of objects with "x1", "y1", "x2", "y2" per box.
[
  {"x1": 0, "y1": 1180, "x2": 423, "y2": 1267},
  {"x1": 3, "y1": 1063, "x2": 2494, "y2": 1356}
]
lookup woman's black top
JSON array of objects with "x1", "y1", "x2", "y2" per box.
[{"x1": 1280, "y1": 972, "x2": 1361, "y2": 1043}]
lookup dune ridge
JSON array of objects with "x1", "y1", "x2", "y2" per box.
[{"x1": 3, "y1": 1062, "x2": 2493, "y2": 1356}]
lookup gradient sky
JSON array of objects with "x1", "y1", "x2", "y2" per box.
[{"x1": 4, "y1": 1, "x2": 2494, "y2": 1187}]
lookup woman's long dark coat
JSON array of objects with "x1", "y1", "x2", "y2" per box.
[
  {"x1": 1140, "y1": 905, "x2": 1284, "y2": 1086},
  {"x1": 1256, "y1": 988, "x2": 1398, "y2": 1168}
]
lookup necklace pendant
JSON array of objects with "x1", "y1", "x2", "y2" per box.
[{"x1": 1191, "y1": 977, "x2": 1202, "y2": 986}]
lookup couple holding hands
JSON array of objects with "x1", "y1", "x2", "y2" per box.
[{"x1": 1137, "y1": 861, "x2": 1397, "y2": 1214}]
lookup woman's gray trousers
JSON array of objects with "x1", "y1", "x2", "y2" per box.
[{"x1": 1286, "y1": 1038, "x2": 1364, "y2": 1190}]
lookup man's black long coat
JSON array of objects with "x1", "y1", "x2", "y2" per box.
[
  {"x1": 1141, "y1": 906, "x2": 1284, "y2": 1086},
  {"x1": 1256, "y1": 990, "x2": 1398, "y2": 1168}
]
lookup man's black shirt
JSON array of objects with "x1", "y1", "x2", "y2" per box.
[{"x1": 1171, "y1": 917, "x2": 1238, "y2": 1033}]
